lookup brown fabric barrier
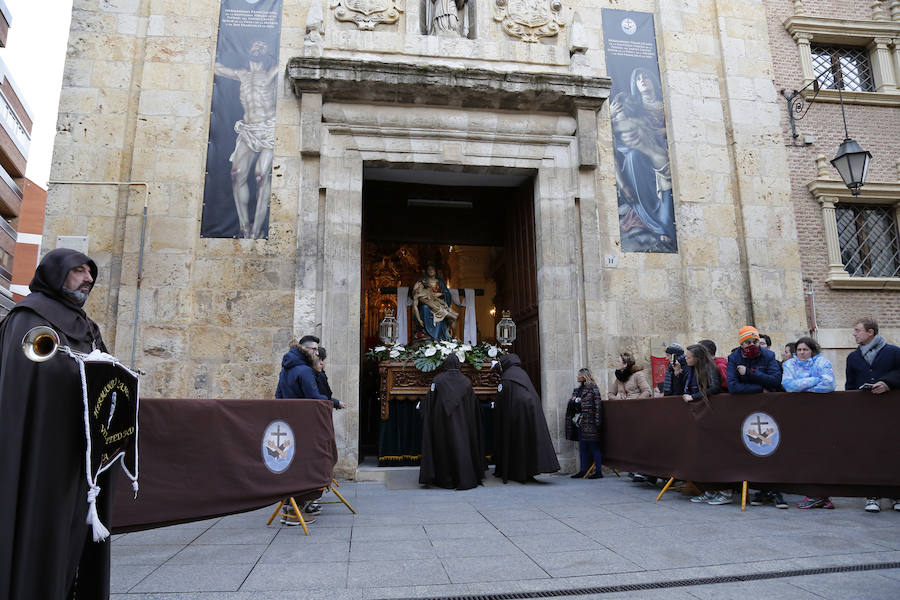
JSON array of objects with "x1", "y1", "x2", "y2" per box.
[
  {"x1": 602, "y1": 390, "x2": 900, "y2": 498},
  {"x1": 111, "y1": 398, "x2": 338, "y2": 532}
]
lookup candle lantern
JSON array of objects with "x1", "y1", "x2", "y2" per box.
[
  {"x1": 378, "y1": 308, "x2": 399, "y2": 346},
  {"x1": 496, "y1": 310, "x2": 516, "y2": 348}
]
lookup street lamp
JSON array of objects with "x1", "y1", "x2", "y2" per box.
[
  {"x1": 780, "y1": 68, "x2": 872, "y2": 195},
  {"x1": 830, "y1": 136, "x2": 871, "y2": 197}
]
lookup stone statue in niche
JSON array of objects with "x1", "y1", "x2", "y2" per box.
[
  {"x1": 331, "y1": 0, "x2": 404, "y2": 31},
  {"x1": 426, "y1": 0, "x2": 469, "y2": 37},
  {"x1": 493, "y1": 0, "x2": 564, "y2": 43}
]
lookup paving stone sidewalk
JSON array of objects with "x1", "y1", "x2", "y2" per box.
[{"x1": 110, "y1": 470, "x2": 900, "y2": 599}]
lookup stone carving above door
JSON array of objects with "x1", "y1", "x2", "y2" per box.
[
  {"x1": 493, "y1": 0, "x2": 564, "y2": 43},
  {"x1": 331, "y1": 0, "x2": 404, "y2": 31}
]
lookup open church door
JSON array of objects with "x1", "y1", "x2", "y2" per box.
[{"x1": 498, "y1": 180, "x2": 541, "y2": 392}]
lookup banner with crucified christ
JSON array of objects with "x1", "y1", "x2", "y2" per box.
[{"x1": 201, "y1": 0, "x2": 283, "y2": 239}]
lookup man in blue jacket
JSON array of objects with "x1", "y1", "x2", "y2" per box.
[
  {"x1": 726, "y1": 325, "x2": 782, "y2": 394},
  {"x1": 845, "y1": 318, "x2": 900, "y2": 514},
  {"x1": 275, "y1": 335, "x2": 330, "y2": 402},
  {"x1": 274, "y1": 335, "x2": 330, "y2": 523}
]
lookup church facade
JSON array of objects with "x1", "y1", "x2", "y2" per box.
[{"x1": 45, "y1": 0, "x2": 895, "y2": 475}]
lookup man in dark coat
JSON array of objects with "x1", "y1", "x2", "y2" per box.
[
  {"x1": 845, "y1": 317, "x2": 900, "y2": 393},
  {"x1": 419, "y1": 354, "x2": 485, "y2": 490},
  {"x1": 0, "y1": 248, "x2": 111, "y2": 600},
  {"x1": 275, "y1": 343, "x2": 331, "y2": 404},
  {"x1": 726, "y1": 326, "x2": 782, "y2": 394},
  {"x1": 492, "y1": 353, "x2": 560, "y2": 483}
]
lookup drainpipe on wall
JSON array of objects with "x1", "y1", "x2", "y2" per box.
[
  {"x1": 47, "y1": 180, "x2": 149, "y2": 368},
  {"x1": 803, "y1": 278, "x2": 818, "y2": 338}
]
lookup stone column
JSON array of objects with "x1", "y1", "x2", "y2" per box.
[
  {"x1": 319, "y1": 143, "x2": 364, "y2": 475},
  {"x1": 818, "y1": 195, "x2": 847, "y2": 279},
  {"x1": 533, "y1": 151, "x2": 581, "y2": 462},
  {"x1": 891, "y1": 39, "x2": 900, "y2": 91},
  {"x1": 794, "y1": 32, "x2": 815, "y2": 86},
  {"x1": 294, "y1": 92, "x2": 324, "y2": 338},
  {"x1": 870, "y1": 38, "x2": 897, "y2": 92}
]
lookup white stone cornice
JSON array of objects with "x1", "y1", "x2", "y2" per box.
[
  {"x1": 288, "y1": 56, "x2": 611, "y2": 115},
  {"x1": 808, "y1": 179, "x2": 900, "y2": 204},
  {"x1": 784, "y1": 16, "x2": 900, "y2": 44},
  {"x1": 800, "y1": 88, "x2": 900, "y2": 106}
]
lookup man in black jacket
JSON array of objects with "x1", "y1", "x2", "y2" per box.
[
  {"x1": 0, "y1": 248, "x2": 112, "y2": 600},
  {"x1": 845, "y1": 318, "x2": 900, "y2": 394},
  {"x1": 846, "y1": 318, "x2": 900, "y2": 513}
]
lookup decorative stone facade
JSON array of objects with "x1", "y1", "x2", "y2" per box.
[{"x1": 47, "y1": 0, "x2": 809, "y2": 476}]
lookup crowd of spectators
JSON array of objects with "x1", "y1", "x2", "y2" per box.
[{"x1": 569, "y1": 318, "x2": 900, "y2": 514}]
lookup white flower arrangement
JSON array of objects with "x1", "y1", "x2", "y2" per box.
[{"x1": 366, "y1": 339, "x2": 504, "y2": 372}]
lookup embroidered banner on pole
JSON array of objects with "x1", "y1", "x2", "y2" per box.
[
  {"x1": 201, "y1": 0, "x2": 284, "y2": 239},
  {"x1": 64, "y1": 349, "x2": 140, "y2": 541},
  {"x1": 602, "y1": 9, "x2": 677, "y2": 254}
]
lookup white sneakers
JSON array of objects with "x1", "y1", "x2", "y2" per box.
[{"x1": 863, "y1": 498, "x2": 900, "y2": 513}]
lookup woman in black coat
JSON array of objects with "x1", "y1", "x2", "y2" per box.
[{"x1": 568, "y1": 368, "x2": 603, "y2": 479}]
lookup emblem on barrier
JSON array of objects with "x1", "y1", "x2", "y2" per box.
[
  {"x1": 331, "y1": 0, "x2": 404, "y2": 31},
  {"x1": 741, "y1": 412, "x2": 780, "y2": 457},
  {"x1": 262, "y1": 420, "x2": 295, "y2": 473},
  {"x1": 493, "y1": 0, "x2": 565, "y2": 43}
]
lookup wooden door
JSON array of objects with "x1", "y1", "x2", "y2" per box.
[{"x1": 503, "y1": 180, "x2": 541, "y2": 392}]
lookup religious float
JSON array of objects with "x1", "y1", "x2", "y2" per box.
[{"x1": 366, "y1": 338, "x2": 504, "y2": 466}]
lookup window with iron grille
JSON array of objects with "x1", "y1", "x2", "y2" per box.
[
  {"x1": 811, "y1": 45, "x2": 875, "y2": 92},
  {"x1": 835, "y1": 204, "x2": 900, "y2": 277}
]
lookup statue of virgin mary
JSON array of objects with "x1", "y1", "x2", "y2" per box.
[{"x1": 412, "y1": 263, "x2": 458, "y2": 341}]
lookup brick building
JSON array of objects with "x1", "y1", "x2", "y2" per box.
[
  {"x1": 0, "y1": 0, "x2": 35, "y2": 318},
  {"x1": 766, "y1": 0, "x2": 900, "y2": 385}
]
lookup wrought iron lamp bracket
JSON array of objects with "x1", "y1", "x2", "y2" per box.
[
  {"x1": 780, "y1": 63, "x2": 853, "y2": 143},
  {"x1": 780, "y1": 77, "x2": 824, "y2": 140}
]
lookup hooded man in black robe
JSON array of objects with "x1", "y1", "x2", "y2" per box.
[
  {"x1": 419, "y1": 354, "x2": 485, "y2": 490},
  {"x1": 493, "y1": 353, "x2": 560, "y2": 483},
  {"x1": 0, "y1": 248, "x2": 112, "y2": 600}
]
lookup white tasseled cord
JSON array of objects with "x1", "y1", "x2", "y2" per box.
[{"x1": 86, "y1": 484, "x2": 110, "y2": 542}]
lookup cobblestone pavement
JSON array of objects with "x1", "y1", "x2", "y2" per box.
[{"x1": 110, "y1": 469, "x2": 900, "y2": 599}]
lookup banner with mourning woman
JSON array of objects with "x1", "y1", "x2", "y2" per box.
[
  {"x1": 602, "y1": 9, "x2": 677, "y2": 253},
  {"x1": 201, "y1": 0, "x2": 283, "y2": 239}
]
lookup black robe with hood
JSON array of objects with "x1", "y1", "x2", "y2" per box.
[
  {"x1": 0, "y1": 248, "x2": 111, "y2": 600},
  {"x1": 493, "y1": 353, "x2": 560, "y2": 483},
  {"x1": 418, "y1": 355, "x2": 485, "y2": 490}
]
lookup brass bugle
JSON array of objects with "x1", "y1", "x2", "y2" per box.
[{"x1": 22, "y1": 326, "x2": 60, "y2": 362}]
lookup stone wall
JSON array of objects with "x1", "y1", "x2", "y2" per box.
[{"x1": 46, "y1": 0, "x2": 809, "y2": 476}]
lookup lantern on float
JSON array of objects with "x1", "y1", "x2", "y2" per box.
[
  {"x1": 379, "y1": 308, "x2": 399, "y2": 346},
  {"x1": 496, "y1": 310, "x2": 516, "y2": 348}
]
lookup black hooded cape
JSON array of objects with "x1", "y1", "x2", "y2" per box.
[
  {"x1": 493, "y1": 353, "x2": 560, "y2": 483},
  {"x1": 0, "y1": 248, "x2": 112, "y2": 600},
  {"x1": 418, "y1": 355, "x2": 485, "y2": 490}
]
